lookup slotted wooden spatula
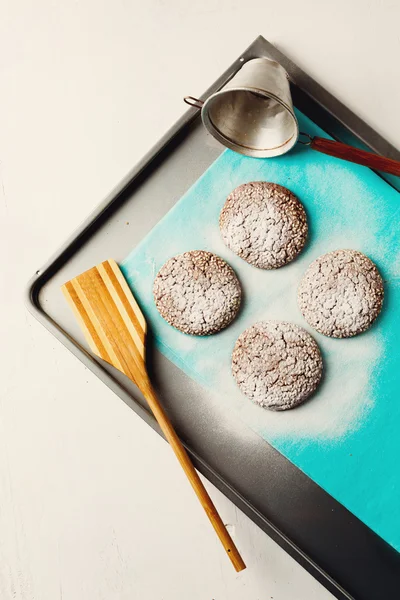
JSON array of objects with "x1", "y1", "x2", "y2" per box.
[{"x1": 62, "y1": 259, "x2": 246, "y2": 572}]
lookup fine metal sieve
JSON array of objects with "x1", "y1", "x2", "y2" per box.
[{"x1": 184, "y1": 57, "x2": 400, "y2": 176}]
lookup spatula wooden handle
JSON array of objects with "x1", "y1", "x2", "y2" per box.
[
  {"x1": 310, "y1": 136, "x2": 400, "y2": 177},
  {"x1": 141, "y1": 378, "x2": 246, "y2": 572}
]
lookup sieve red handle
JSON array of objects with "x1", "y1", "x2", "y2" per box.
[{"x1": 310, "y1": 137, "x2": 400, "y2": 177}]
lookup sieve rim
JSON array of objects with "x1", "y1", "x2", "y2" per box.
[{"x1": 201, "y1": 86, "x2": 299, "y2": 158}]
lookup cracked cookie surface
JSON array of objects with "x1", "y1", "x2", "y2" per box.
[
  {"x1": 298, "y1": 249, "x2": 384, "y2": 338},
  {"x1": 153, "y1": 250, "x2": 241, "y2": 336},
  {"x1": 219, "y1": 182, "x2": 308, "y2": 269},
  {"x1": 232, "y1": 321, "x2": 323, "y2": 410}
]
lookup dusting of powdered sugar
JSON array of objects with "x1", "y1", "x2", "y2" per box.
[
  {"x1": 232, "y1": 321, "x2": 323, "y2": 411},
  {"x1": 153, "y1": 250, "x2": 241, "y2": 336},
  {"x1": 219, "y1": 182, "x2": 308, "y2": 269},
  {"x1": 298, "y1": 249, "x2": 384, "y2": 338},
  {"x1": 200, "y1": 227, "x2": 383, "y2": 440}
]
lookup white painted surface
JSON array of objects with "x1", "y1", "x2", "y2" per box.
[{"x1": 1, "y1": 1, "x2": 399, "y2": 598}]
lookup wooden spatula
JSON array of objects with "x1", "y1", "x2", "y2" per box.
[{"x1": 62, "y1": 259, "x2": 246, "y2": 572}]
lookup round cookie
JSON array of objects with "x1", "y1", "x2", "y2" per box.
[
  {"x1": 232, "y1": 321, "x2": 323, "y2": 411},
  {"x1": 298, "y1": 249, "x2": 384, "y2": 338},
  {"x1": 219, "y1": 182, "x2": 308, "y2": 269},
  {"x1": 153, "y1": 250, "x2": 241, "y2": 336}
]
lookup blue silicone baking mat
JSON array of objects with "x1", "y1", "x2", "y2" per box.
[{"x1": 121, "y1": 108, "x2": 400, "y2": 552}]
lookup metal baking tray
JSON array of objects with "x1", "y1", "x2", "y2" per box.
[{"x1": 26, "y1": 36, "x2": 400, "y2": 600}]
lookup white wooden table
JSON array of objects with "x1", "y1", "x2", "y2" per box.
[{"x1": 1, "y1": 1, "x2": 399, "y2": 598}]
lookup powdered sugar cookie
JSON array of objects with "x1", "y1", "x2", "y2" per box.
[
  {"x1": 232, "y1": 321, "x2": 323, "y2": 410},
  {"x1": 298, "y1": 249, "x2": 384, "y2": 338},
  {"x1": 153, "y1": 250, "x2": 241, "y2": 336},
  {"x1": 219, "y1": 182, "x2": 308, "y2": 269}
]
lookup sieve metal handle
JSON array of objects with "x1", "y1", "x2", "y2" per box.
[{"x1": 184, "y1": 96, "x2": 205, "y2": 110}]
